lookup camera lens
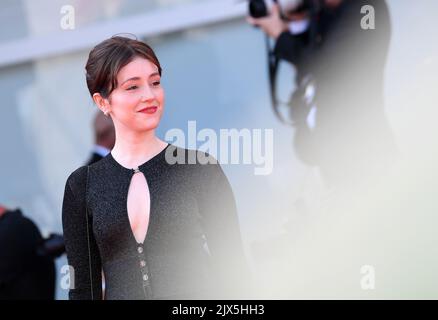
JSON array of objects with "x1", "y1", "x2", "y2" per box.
[{"x1": 249, "y1": 0, "x2": 269, "y2": 18}]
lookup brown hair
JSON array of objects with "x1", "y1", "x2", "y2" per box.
[{"x1": 85, "y1": 35, "x2": 162, "y2": 99}]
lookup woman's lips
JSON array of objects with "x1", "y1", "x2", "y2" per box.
[{"x1": 138, "y1": 106, "x2": 157, "y2": 114}]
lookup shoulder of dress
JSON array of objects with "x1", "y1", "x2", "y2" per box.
[
  {"x1": 167, "y1": 145, "x2": 219, "y2": 167},
  {"x1": 183, "y1": 149, "x2": 224, "y2": 184},
  {"x1": 66, "y1": 165, "x2": 88, "y2": 191}
]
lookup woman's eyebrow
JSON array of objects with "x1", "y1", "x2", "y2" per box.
[
  {"x1": 121, "y1": 73, "x2": 160, "y2": 85},
  {"x1": 121, "y1": 77, "x2": 141, "y2": 85},
  {"x1": 149, "y1": 72, "x2": 160, "y2": 78}
]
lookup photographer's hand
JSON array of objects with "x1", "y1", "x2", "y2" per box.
[{"x1": 247, "y1": 3, "x2": 288, "y2": 40}]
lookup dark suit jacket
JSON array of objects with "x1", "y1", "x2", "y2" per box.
[{"x1": 0, "y1": 209, "x2": 56, "y2": 299}]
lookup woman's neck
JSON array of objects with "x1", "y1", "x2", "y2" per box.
[{"x1": 111, "y1": 129, "x2": 167, "y2": 169}]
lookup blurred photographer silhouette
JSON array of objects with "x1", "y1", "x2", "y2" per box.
[
  {"x1": 248, "y1": 0, "x2": 398, "y2": 191},
  {"x1": 0, "y1": 206, "x2": 57, "y2": 300}
]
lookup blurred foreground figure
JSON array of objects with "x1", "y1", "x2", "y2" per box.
[
  {"x1": 0, "y1": 206, "x2": 56, "y2": 300},
  {"x1": 249, "y1": 0, "x2": 398, "y2": 191}
]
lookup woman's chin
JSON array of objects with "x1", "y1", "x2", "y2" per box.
[{"x1": 135, "y1": 121, "x2": 160, "y2": 133}]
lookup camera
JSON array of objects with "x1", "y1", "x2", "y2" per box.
[
  {"x1": 248, "y1": 0, "x2": 307, "y2": 18},
  {"x1": 37, "y1": 234, "x2": 65, "y2": 259}
]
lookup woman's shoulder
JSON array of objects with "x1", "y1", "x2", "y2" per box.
[
  {"x1": 165, "y1": 146, "x2": 227, "y2": 187},
  {"x1": 166, "y1": 145, "x2": 220, "y2": 167},
  {"x1": 65, "y1": 165, "x2": 89, "y2": 196},
  {"x1": 66, "y1": 157, "x2": 107, "y2": 186}
]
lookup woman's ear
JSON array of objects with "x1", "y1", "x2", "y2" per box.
[{"x1": 93, "y1": 93, "x2": 110, "y2": 115}]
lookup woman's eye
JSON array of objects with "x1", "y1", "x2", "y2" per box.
[
  {"x1": 152, "y1": 81, "x2": 161, "y2": 87},
  {"x1": 127, "y1": 85, "x2": 138, "y2": 91}
]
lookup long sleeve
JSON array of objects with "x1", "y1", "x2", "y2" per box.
[
  {"x1": 62, "y1": 167, "x2": 102, "y2": 300},
  {"x1": 196, "y1": 160, "x2": 253, "y2": 299}
]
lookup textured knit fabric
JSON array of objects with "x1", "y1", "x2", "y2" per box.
[{"x1": 62, "y1": 144, "x2": 250, "y2": 300}]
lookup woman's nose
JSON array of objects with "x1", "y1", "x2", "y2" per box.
[{"x1": 141, "y1": 86, "x2": 155, "y2": 101}]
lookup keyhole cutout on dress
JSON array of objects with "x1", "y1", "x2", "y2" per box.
[{"x1": 127, "y1": 169, "x2": 150, "y2": 244}]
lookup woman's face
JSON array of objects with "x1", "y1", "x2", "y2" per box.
[{"x1": 105, "y1": 56, "x2": 164, "y2": 133}]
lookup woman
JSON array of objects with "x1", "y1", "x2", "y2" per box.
[{"x1": 62, "y1": 36, "x2": 250, "y2": 300}]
